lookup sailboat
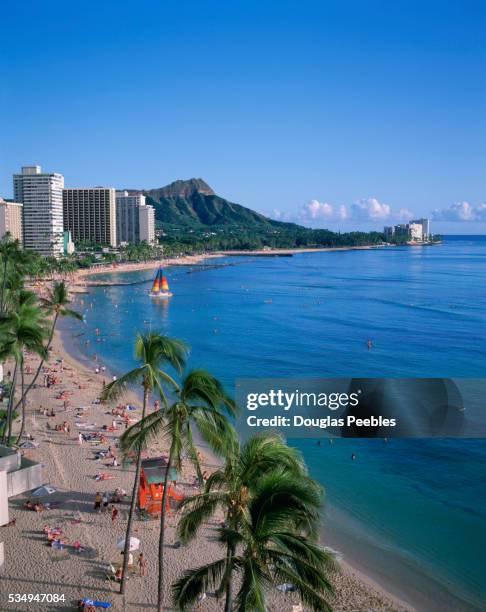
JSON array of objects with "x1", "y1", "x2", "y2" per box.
[{"x1": 150, "y1": 267, "x2": 173, "y2": 298}]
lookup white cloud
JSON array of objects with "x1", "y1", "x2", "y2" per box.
[
  {"x1": 349, "y1": 198, "x2": 391, "y2": 220},
  {"x1": 431, "y1": 201, "x2": 486, "y2": 222},
  {"x1": 290, "y1": 198, "x2": 413, "y2": 227}
]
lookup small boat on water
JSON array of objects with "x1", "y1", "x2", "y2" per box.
[{"x1": 150, "y1": 267, "x2": 173, "y2": 298}]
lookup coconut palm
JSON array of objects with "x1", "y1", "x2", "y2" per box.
[
  {"x1": 177, "y1": 433, "x2": 312, "y2": 611},
  {"x1": 119, "y1": 368, "x2": 237, "y2": 612},
  {"x1": 0, "y1": 235, "x2": 27, "y2": 314},
  {"x1": 101, "y1": 332, "x2": 188, "y2": 595},
  {"x1": 0, "y1": 291, "x2": 48, "y2": 444},
  {"x1": 173, "y1": 470, "x2": 336, "y2": 612},
  {"x1": 13, "y1": 281, "x2": 82, "y2": 413}
]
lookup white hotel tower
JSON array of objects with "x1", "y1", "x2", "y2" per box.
[{"x1": 13, "y1": 165, "x2": 64, "y2": 257}]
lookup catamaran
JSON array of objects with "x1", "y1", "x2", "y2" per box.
[{"x1": 150, "y1": 267, "x2": 172, "y2": 298}]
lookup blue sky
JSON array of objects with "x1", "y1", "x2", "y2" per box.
[{"x1": 1, "y1": 0, "x2": 485, "y2": 233}]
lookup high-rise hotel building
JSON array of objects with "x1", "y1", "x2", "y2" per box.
[
  {"x1": 63, "y1": 188, "x2": 117, "y2": 247},
  {"x1": 115, "y1": 191, "x2": 155, "y2": 245},
  {"x1": 0, "y1": 198, "x2": 23, "y2": 243},
  {"x1": 13, "y1": 165, "x2": 64, "y2": 257}
]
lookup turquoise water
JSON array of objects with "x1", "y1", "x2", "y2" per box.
[{"x1": 62, "y1": 237, "x2": 486, "y2": 611}]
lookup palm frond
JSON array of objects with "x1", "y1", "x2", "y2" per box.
[
  {"x1": 234, "y1": 557, "x2": 270, "y2": 612},
  {"x1": 119, "y1": 408, "x2": 165, "y2": 455},
  {"x1": 177, "y1": 491, "x2": 226, "y2": 542},
  {"x1": 100, "y1": 366, "x2": 145, "y2": 403},
  {"x1": 190, "y1": 409, "x2": 237, "y2": 459},
  {"x1": 172, "y1": 557, "x2": 228, "y2": 611}
]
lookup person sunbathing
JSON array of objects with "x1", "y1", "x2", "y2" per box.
[{"x1": 94, "y1": 472, "x2": 115, "y2": 481}]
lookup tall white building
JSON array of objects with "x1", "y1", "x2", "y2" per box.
[
  {"x1": 63, "y1": 188, "x2": 117, "y2": 247},
  {"x1": 0, "y1": 198, "x2": 23, "y2": 243},
  {"x1": 383, "y1": 218, "x2": 430, "y2": 242},
  {"x1": 411, "y1": 218, "x2": 430, "y2": 240},
  {"x1": 116, "y1": 191, "x2": 155, "y2": 244},
  {"x1": 408, "y1": 222, "x2": 423, "y2": 241},
  {"x1": 13, "y1": 166, "x2": 64, "y2": 257}
]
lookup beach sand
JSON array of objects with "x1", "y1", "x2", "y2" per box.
[{"x1": 0, "y1": 305, "x2": 412, "y2": 611}]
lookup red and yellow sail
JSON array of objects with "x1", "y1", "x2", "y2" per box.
[
  {"x1": 151, "y1": 267, "x2": 170, "y2": 295},
  {"x1": 151, "y1": 268, "x2": 161, "y2": 294}
]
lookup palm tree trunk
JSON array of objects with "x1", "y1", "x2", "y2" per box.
[
  {"x1": 157, "y1": 443, "x2": 175, "y2": 612},
  {"x1": 224, "y1": 543, "x2": 235, "y2": 612},
  {"x1": 0, "y1": 256, "x2": 8, "y2": 314},
  {"x1": 119, "y1": 386, "x2": 148, "y2": 595},
  {"x1": 4, "y1": 361, "x2": 18, "y2": 445},
  {"x1": 16, "y1": 354, "x2": 26, "y2": 444},
  {"x1": 14, "y1": 311, "x2": 58, "y2": 413}
]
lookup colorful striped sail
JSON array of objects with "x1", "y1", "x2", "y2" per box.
[
  {"x1": 151, "y1": 268, "x2": 161, "y2": 294},
  {"x1": 160, "y1": 273, "x2": 169, "y2": 293}
]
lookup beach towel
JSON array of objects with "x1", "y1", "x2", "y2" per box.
[{"x1": 80, "y1": 598, "x2": 112, "y2": 608}]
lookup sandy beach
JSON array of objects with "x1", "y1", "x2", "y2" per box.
[
  {"x1": 71, "y1": 245, "x2": 388, "y2": 287},
  {"x1": 0, "y1": 287, "x2": 413, "y2": 611}
]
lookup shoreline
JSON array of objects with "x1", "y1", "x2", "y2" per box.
[
  {"x1": 71, "y1": 245, "x2": 388, "y2": 285},
  {"x1": 56, "y1": 296, "x2": 414, "y2": 611}
]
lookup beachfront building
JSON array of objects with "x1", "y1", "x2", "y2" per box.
[
  {"x1": 411, "y1": 218, "x2": 430, "y2": 240},
  {"x1": 63, "y1": 188, "x2": 117, "y2": 247},
  {"x1": 13, "y1": 166, "x2": 64, "y2": 257},
  {"x1": 0, "y1": 446, "x2": 43, "y2": 571},
  {"x1": 409, "y1": 222, "x2": 423, "y2": 241},
  {"x1": 384, "y1": 218, "x2": 430, "y2": 242},
  {"x1": 115, "y1": 190, "x2": 155, "y2": 245},
  {"x1": 0, "y1": 198, "x2": 23, "y2": 243}
]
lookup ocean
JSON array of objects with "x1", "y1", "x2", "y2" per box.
[{"x1": 61, "y1": 236, "x2": 486, "y2": 611}]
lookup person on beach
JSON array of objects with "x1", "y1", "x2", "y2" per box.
[
  {"x1": 78, "y1": 432, "x2": 83, "y2": 445},
  {"x1": 138, "y1": 552, "x2": 147, "y2": 577},
  {"x1": 102, "y1": 492, "x2": 109, "y2": 512},
  {"x1": 111, "y1": 505, "x2": 119, "y2": 521},
  {"x1": 121, "y1": 550, "x2": 134, "y2": 566},
  {"x1": 94, "y1": 492, "x2": 102, "y2": 513}
]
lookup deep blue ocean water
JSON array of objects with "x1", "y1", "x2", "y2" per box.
[{"x1": 61, "y1": 237, "x2": 486, "y2": 611}]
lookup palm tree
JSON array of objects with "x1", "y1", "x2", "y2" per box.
[
  {"x1": 13, "y1": 281, "x2": 82, "y2": 413},
  {"x1": 0, "y1": 291, "x2": 48, "y2": 444},
  {"x1": 119, "y1": 369, "x2": 237, "y2": 612},
  {"x1": 101, "y1": 332, "x2": 188, "y2": 595},
  {"x1": 0, "y1": 235, "x2": 27, "y2": 314},
  {"x1": 173, "y1": 470, "x2": 336, "y2": 612},
  {"x1": 177, "y1": 433, "x2": 311, "y2": 611}
]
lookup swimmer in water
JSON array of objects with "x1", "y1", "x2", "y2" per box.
[
  {"x1": 367, "y1": 339, "x2": 373, "y2": 350},
  {"x1": 351, "y1": 453, "x2": 356, "y2": 461}
]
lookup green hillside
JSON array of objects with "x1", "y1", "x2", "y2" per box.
[
  {"x1": 125, "y1": 178, "x2": 386, "y2": 251},
  {"x1": 127, "y1": 178, "x2": 299, "y2": 230}
]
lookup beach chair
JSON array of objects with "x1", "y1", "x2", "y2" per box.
[{"x1": 104, "y1": 563, "x2": 118, "y2": 582}]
